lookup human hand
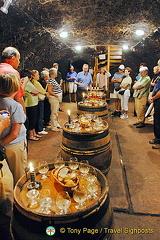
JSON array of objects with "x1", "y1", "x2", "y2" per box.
[
  {"x1": 148, "y1": 97, "x2": 154, "y2": 103},
  {"x1": 0, "y1": 111, "x2": 10, "y2": 129}
]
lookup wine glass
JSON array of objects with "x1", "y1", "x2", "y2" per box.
[
  {"x1": 38, "y1": 161, "x2": 49, "y2": 180},
  {"x1": 87, "y1": 182, "x2": 99, "y2": 199},
  {"x1": 39, "y1": 197, "x2": 53, "y2": 214},
  {"x1": 79, "y1": 160, "x2": 90, "y2": 176},
  {"x1": 54, "y1": 156, "x2": 65, "y2": 169},
  {"x1": 73, "y1": 186, "x2": 87, "y2": 209},
  {"x1": 68, "y1": 157, "x2": 79, "y2": 170},
  {"x1": 26, "y1": 189, "x2": 39, "y2": 208},
  {"x1": 56, "y1": 191, "x2": 71, "y2": 214},
  {"x1": 87, "y1": 166, "x2": 97, "y2": 183}
]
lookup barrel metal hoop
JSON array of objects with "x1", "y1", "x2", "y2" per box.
[{"x1": 61, "y1": 143, "x2": 111, "y2": 155}]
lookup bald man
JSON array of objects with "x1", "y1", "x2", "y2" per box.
[{"x1": 0, "y1": 47, "x2": 26, "y2": 111}]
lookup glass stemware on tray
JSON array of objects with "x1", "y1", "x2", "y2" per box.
[
  {"x1": 38, "y1": 161, "x2": 49, "y2": 180},
  {"x1": 73, "y1": 185, "x2": 87, "y2": 209},
  {"x1": 56, "y1": 191, "x2": 71, "y2": 214},
  {"x1": 26, "y1": 189, "x2": 39, "y2": 208}
]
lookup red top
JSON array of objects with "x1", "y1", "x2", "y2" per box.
[{"x1": 0, "y1": 63, "x2": 24, "y2": 98}]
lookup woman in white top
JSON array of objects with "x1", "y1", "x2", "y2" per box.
[
  {"x1": 119, "y1": 67, "x2": 132, "y2": 119},
  {"x1": 96, "y1": 68, "x2": 111, "y2": 91}
]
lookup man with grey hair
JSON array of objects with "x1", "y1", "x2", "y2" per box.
[
  {"x1": 0, "y1": 46, "x2": 26, "y2": 111},
  {"x1": 75, "y1": 63, "x2": 93, "y2": 102}
]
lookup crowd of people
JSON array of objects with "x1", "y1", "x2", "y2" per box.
[
  {"x1": 111, "y1": 61, "x2": 160, "y2": 150},
  {"x1": 0, "y1": 45, "x2": 160, "y2": 239}
]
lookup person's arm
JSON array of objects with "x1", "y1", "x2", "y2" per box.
[
  {"x1": 133, "y1": 82, "x2": 143, "y2": 89},
  {"x1": 33, "y1": 81, "x2": 46, "y2": 95},
  {"x1": 21, "y1": 77, "x2": 29, "y2": 90},
  {"x1": 1, "y1": 123, "x2": 22, "y2": 145},
  {"x1": 120, "y1": 83, "x2": 129, "y2": 88},
  {"x1": 149, "y1": 90, "x2": 160, "y2": 103},
  {"x1": 47, "y1": 84, "x2": 58, "y2": 98}
]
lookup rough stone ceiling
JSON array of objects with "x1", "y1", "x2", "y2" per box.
[{"x1": 10, "y1": 0, "x2": 160, "y2": 50}]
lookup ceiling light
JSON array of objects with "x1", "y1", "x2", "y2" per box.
[
  {"x1": 75, "y1": 45, "x2": 82, "y2": 51},
  {"x1": 59, "y1": 31, "x2": 68, "y2": 38},
  {"x1": 0, "y1": 0, "x2": 12, "y2": 14},
  {"x1": 122, "y1": 45, "x2": 129, "y2": 50},
  {"x1": 136, "y1": 30, "x2": 144, "y2": 36}
]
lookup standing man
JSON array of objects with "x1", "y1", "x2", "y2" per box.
[
  {"x1": 0, "y1": 47, "x2": 26, "y2": 112},
  {"x1": 133, "y1": 67, "x2": 150, "y2": 128},
  {"x1": 53, "y1": 63, "x2": 63, "y2": 111},
  {"x1": 148, "y1": 67, "x2": 160, "y2": 149},
  {"x1": 75, "y1": 64, "x2": 93, "y2": 102},
  {"x1": 66, "y1": 65, "x2": 77, "y2": 102},
  {"x1": 111, "y1": 64, "x2": 125, "y2": 117}
]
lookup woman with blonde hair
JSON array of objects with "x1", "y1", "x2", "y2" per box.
[{"x1": 0, "y1": 73, "x2": 27, "y2": 185}]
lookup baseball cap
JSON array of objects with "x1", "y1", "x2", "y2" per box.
[{"x1": 118, "y1": 64, "x2": 125, "y2": 70}]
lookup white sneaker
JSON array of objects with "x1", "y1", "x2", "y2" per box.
[
  {"x1": 57, "y1": 123, "x2": 62, "y2": 129},
  {"x1": 38, "y1": 130, "x2": 48, "y2": 135},
  {"x1": 120, "y1": 114, "x2": 128, "y2": 119},
  {"x1": 120, "y1": 114, "x2": 125, "y2": 119},
  {"x1": 51, "y1": 128, "x2": 60, "y2": 132}
]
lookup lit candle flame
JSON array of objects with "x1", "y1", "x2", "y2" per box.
[
  {"x1": 67, "y1": 110, "x2": 70, "y2": 116},
  {"x1": 29, "y1": 162, "x2": 34, "y2": 172},
  {"x1": 82, "y1": 92, "x2": 85, "y2": 98}
]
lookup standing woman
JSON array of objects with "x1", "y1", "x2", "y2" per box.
[
  {"x1": 31, "y1": 70, "x2": 48, "y2": 135},
  {"x1": 0, "y1": 110, "x2": 13, "y2": 240},
  {"x1": 47, "y1": 68, "x2": 62, "y2": 132},
  {"x1": 22, "y1": 70, "x2": 39, "y2": 141},
  {"x1": 120, "y1": 67, "x2": 132, "y2": 119},
  {"x1": 96, "y1": 68, "x2": 111, "y2": 91},
  {"x1": 39, "y1": 70, "x2": 51, "y2": 127},
  {"x1": 0, "y1": 73, "x2": 27, "y2": 185}
]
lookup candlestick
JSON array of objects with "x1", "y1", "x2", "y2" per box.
[
  {"x1": 67, "y1": 110, "x2": 71, "y2": 124},
  {"x1": 27, "y1": 162, "x2": 42, "y2": 190}
]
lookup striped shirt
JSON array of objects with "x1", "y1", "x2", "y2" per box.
[{"x1": 48, "y1": 78, "x2": 62, "y2": 94}]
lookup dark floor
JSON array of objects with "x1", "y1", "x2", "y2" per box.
[{"x1": 26, "y1": 97, "x2": 160, "y2": 240}]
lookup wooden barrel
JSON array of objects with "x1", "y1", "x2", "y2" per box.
[
  {"x1": 77, "y1": 103, "x2": 108, "y2": 117},
  {"x1": 12, "y1": 167, "x2": 113, "y2": 240},
  {"x1": 61, "y1": 123, "x2": 112, "y2": 175}
]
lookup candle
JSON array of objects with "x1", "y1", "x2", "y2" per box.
[
  {"x1": 82, "y1": 92, "x2": 85, "y2": 103},
  {"x1": 29, "y1": 162, "x2": 34, "y2": 172},
  {"x1": 29, "y1": 162, "x2": 36, "y2": 182},
  {"x1": 67, "y1": 110, "x2": 71, "y2": 124}
]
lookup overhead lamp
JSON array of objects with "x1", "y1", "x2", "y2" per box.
[
  {"x1": 0, "y1": 0, "x2": 12, "y2": 14},
  {"x1": 75, "y1": 45, "x2": 82, "y2": 51},
  {"x1": 59, "y1": 31, "x2": 68, "y2": 38},
  {"x1": 122, "y1": 45, "x2": 129, "y2": 50},
  {"x1": 136, "y1": 30, "x2": 144, "y2": 36}
]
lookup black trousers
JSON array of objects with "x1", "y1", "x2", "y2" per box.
[
  {"x1": 153, "y1": 98, "x2": 160, "y2": 141},
  {"x1": 77, "y1": 88, "x2": 87, "y2": 103},
  {"x1": 26, "y1": 105, "x2": 37, "y2": 130}
]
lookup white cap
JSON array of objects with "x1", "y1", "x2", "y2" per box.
[
  {"x1": 70, "y1": 65, "x2": 74, "y2": 69},
  {"x1": 139, "y1": 66, "x2": 148, "y2": 72},
  {"x1": 119, "y1": 64, "x2": 125, "y2": 70}
]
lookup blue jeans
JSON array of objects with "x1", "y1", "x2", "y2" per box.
[{"x1": 35, "y1": 100, "x2": 44, "y2": 132}]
